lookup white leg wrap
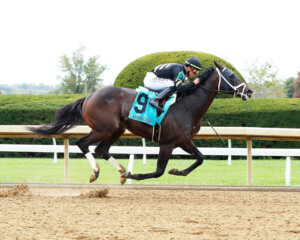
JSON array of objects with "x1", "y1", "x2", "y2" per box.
[
  {"x1": 85, "y1": 152, "x2": 98, "y2": 171},
  {"x1": 108, "y1": 156, "x2": 123, "y2": 171}
]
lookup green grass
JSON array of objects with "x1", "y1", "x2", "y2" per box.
[{"x1": 0, "y1": 158, "x2": 299, "y2": 186}]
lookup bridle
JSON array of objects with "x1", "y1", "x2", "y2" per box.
[
  {"x1": 216, "y1": 68, "x2": 248, "y2": 99},
  {"x1": 198, "y1": 67, "x2": 248, "y2": 100},
  {"x1": 199, "y1": 67, "x2": 249, "y2": 144}
]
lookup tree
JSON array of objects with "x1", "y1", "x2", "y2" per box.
[
  {"x1": 284, "y1": 77, "x2": 295, "y2": 98},
  {"x1": 58, "y1": 45, "x2": 106, "y2": 94},
  {"x1": 245, "y1": 60, "x2": 285, "y2": 98},
  {"x1": 293, "y1": 72, "x2": 300, "y2": 98}
]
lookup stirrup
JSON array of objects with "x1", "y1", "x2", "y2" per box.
[{"x1": 150, "y1": 100, "x2": 164, "y2": 112}]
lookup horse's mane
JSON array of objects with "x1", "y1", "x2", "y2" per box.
[{"x1": 198, "y1": 67, "x2": 215, "y2": 84}]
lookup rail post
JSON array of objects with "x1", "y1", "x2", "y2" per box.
[
  {"x1": 127, "y1": 154, "x2": 135, "y2": 184},
  {"x1": 247, "y1": 138, "x2": 252, "y2": 185},
  {"x1": 63, "y1": 137, "x2": 69, "y2": 183},
  {"x1": 142, "y1": 138, "x2": 147, "y2": 164},
  {"x1": 228, "y1": 139, "x2": 232, "y2": 165},
  {"x1": 52, "y1": 138, "x2": 57, "y2": 164},
  {"x1": 285, "y1": 157, "x2": 291, "y2": 186}
]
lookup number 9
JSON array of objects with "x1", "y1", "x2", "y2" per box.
[{"x1": 134, "y1": 93, "x2": 148, "y2": 113}]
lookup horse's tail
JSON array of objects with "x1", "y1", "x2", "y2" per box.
[{"x1": 29, "y1": 97, "x2": 86, "y2": 136}]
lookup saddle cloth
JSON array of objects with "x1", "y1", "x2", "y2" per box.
[{"x1": 128, "y1": 86, "x2": 176, "y2": 126}]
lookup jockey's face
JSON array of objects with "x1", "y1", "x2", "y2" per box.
[{"x1": 186, "y1": 66, "x2": 199, "y2": 79}]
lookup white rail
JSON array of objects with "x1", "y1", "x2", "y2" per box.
[
  {"x1": 0, "y1": 143, "x2": 298, "y2": 186},
  {"x1": 1, "y1": 143, "x2": 300, "y2": 157},
  {"x1": 1, "y1": 125, "x2": 300, "y2": 185}
]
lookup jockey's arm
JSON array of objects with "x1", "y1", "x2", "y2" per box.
[{"x1": 175, "y1": 78, "x2": 200, "y2": 93}]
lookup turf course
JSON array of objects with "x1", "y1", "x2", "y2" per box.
[{"x1": 0, "y1": 158, "x2": 299, "y2": 186}]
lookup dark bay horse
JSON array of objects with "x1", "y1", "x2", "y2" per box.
[{"x1": 30, "y1": 61, "x2": 253, "y2": 184}]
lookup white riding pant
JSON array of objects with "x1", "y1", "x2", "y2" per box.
[{"x1": 143, "y1": 72, "x2": 174, "y2": 91}]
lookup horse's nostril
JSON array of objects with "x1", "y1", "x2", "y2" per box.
[{"x1": 246, "y1": 89, "x2": 253, "y2": 96}]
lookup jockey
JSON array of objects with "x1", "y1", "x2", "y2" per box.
[{"x1": 144, "y1": 57, "x2": 202, "y2": 112}]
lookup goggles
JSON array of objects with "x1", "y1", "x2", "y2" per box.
[
  {"x1": 192, "y1": 68, "x2": 200, "y2": 75},
  {"x1": 186, "y1": 61, "x2": 201, "y2": 75}
]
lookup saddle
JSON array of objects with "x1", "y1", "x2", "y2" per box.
[{"x1": 128, "y1": 86, "x2": 177, "y2": 141}]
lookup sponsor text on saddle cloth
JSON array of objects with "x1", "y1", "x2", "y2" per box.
[{"x1": 128, "y1": 86, "x2": 176, "y2": 126}]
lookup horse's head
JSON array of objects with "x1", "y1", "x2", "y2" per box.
[{"x1": 214, "y1": 61, "x2": 253, "y2": 100}]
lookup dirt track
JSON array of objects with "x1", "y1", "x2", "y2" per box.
[{"x1": 0, "y1": 185, "x2": 300, "y2": 240}]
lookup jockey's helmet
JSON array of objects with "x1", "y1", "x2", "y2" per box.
[{"x1": 185, "y1": 57, "x2": 202, "y2": 70}]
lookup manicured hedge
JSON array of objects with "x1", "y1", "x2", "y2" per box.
[
  {"x1": 0, "y1": 94, "x2": 86, "y2": 125},
  {"x1": 1, "y1": 94, "x2": 300, "y2": 156},
  {"x1": 203, "y1": 98, "x2": 300, "y2": 150},
  {"x1": 0, "y1": 94, "x2": 87, "y2": 157},
  {"x1": 2, "y1": 95, "x2": 299, "y2": 127},
  {"x1": 114, "y1": 51, "x2": 245, "y2": 91},
  {"x1": 206, "y1": 98, "x2": 300, "y2": 128}
]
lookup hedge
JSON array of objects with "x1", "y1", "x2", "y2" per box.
[
  {"x1": 2, "y1": 95, "x2": 299, "y2": 127},
  {"x1": 0, "y1": 94, "x2": 87, "y2": 157},
  {"x1": 202, "y1": 98, "x2": 300, "y2": 150},
  {"x1": 0, "y1": 94, "x2": 87, "y2": 125},
  {"x1": 1, "y1": 94, "x2": 300, "y2": 156},
  {"x1": 114, "y1": 51, "x2": 245, "y2": 93}
]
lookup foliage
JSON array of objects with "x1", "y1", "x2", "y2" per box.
[
  {"x1": 0, "y1": 94, "x2": 87, "y2": 157},
  {"x1": 2, "y1": 95, "x2": 300, "y2": 127},
  {"x1": 58, "y1": 45, "x2": 106, "y2": 94},
  {"x1": 0, "y1": 84, "x2": 56, "y2": 94},
  {"x1": 0, "y1": 94, "x2": 86, "y2": 125},
  {"x1": 293, "y1": 73, "x2": 300, "y2": 98},
  {"x1": 284, "y1": 77, "x2": 295, "y2": 98},
  {"x1": 114, "y1": 51, "x2": 245, "y2": 99},
  {"x1": 205, "y1": 98, "x2": 300, "y2": 128},
  {"x1": 245, "y1": 61, "x2": 286, "y2": 98}
]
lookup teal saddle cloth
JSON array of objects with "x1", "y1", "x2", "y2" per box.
[{"x1": 128, "y1": 86, "x2": 176, "y2": 126}]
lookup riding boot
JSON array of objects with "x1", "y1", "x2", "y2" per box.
[{"x1": 150, "y1": 87, "x2": 174, "y2": 112}]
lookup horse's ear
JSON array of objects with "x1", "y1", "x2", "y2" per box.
[{"x1": 214, "y1": 60, "x2": 224, "y2": 70}]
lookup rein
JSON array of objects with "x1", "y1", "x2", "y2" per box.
[
  {"x1": 198, "y1": 86, "x2": 234, "y2": 94},
  {"x1": 203, "y1": 115, "x2": 225, "y2": 145}
]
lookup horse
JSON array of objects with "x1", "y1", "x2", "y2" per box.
[{"x1": 29, "y1": 61, "x2": 253, "y2": 184}]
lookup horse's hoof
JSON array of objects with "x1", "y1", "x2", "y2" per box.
[
  {"x1": 89, "y1": 170, "x2": 100, "y2": 183},
  {"x1": 168, "y1": 168, "x2": 179, "y2": 175},
  {"x1": 118, "y1": 164, "x2": 126, "y2": 175},
  {"x1": 120, "y1": 171, "x2": 130, "y2": 185}
]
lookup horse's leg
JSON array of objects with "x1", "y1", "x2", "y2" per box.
[
  {"x1": 122, "y1": 144, "x2": 174, "y2": 182},
  {"x1": 94, "y1": 128, "x2": 126, "y2": 175},
  {"x1": 168, "y1": 140, "x2": 204, "y2": 176},
  {"x1": 76, "y1": 130, "x2": 106, "y2": 182}
]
